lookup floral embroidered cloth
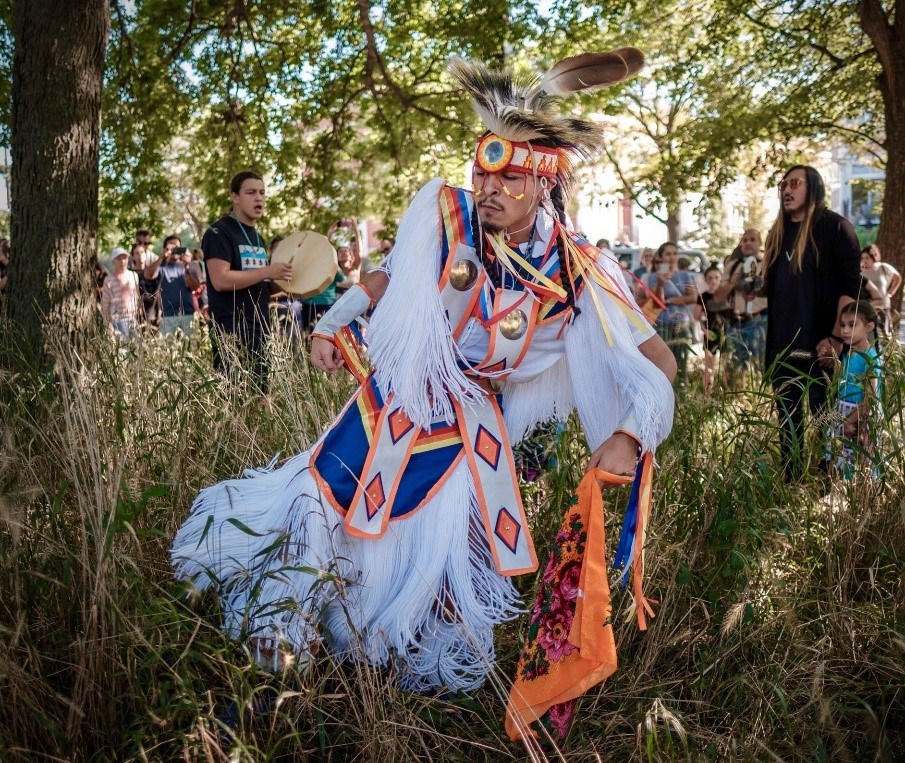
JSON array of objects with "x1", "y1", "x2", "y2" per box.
[{"x1": 505, "y1": 468, "x2": 633, "y2": 741}]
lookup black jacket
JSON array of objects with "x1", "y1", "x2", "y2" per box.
[{"x1": 766, "y1": 208, "x2": 861, "y2": 362}]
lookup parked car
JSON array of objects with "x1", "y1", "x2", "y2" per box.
[{"x1": 612, "y1": 245, "x2": 709, "y2": 274}]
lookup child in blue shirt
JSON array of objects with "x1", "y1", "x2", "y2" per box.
[{"x1": 826, "y1": 301, "x2": 882, "y2": 479}]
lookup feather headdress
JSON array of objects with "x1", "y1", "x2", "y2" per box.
[{"x1": 449, "y1": 48, "x2": 644, "y2": 169}]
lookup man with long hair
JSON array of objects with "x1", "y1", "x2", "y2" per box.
[{"x1": 762, "y1": 164, "x2": 861, "y2": 480}]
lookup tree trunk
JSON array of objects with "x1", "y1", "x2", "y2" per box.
[
  {"x1": 666, "y1": 206, "x2": 682, "y2": 243},
  {"x1": 6, "y1": 0, "x2": 109, "y2": 362},
  {"x1": 858, "y1": 0, "x2": 904, "y2": 316},
  {"x1": 877, "y1": 92, "x2": 905, "y2": 316}
]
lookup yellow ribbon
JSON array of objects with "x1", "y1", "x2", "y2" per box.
[{"x1": 487, "y1": 233, "x2": 568, "y2": 301}]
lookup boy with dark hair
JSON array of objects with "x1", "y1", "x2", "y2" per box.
[{"x1": 202, "y1": 171, "x2": 292, "y2": 391}]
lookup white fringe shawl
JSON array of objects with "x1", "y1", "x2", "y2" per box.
[
  {"x1": 171, "y1": 451, "x2": 521, "y2": 692},
  {"x1": 367, "y1": 178, "x2": 484, "y2": 428},
  {"x1": 565, "y1": 255, "x2": 675, "y2": 452},
  {"x1": 502, "y1": 356, "x2": 575, "y2": 445},
  {"x1": 499, "y1": 252, "x2": 674, "y2": 451}
]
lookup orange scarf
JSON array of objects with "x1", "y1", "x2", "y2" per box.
[{"x1": 505, "y1": 468, "x2": 634, "y2": 742}]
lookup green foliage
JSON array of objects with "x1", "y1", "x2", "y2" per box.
[
  {"x1": 0, "y1": 1, "x2": 892, "y2": 253},
  {"x1": 95, "y1": 0, "x2": 544, "y2": 249},
  {"x1": 1, "y1": 325, "x2": 903, "y2": 760}
]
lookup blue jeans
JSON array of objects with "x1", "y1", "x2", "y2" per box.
[
  {"x1": 726, "y1": 313, "x2": 767, "y2": 371},
  {"x1": 160, "y1": 313, "x2": 195, "y2": 337},
  {"x1": 111, "y1": 319, "x2": 135, "y2": 340},
  {"x1": 656, "y1": 320, "x2": 693, "y2": 381}
]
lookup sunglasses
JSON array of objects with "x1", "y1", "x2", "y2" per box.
[{"x1": 778, "y1": 177, "x2": 806, "y2": 192}]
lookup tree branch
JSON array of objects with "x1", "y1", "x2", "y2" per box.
[
  {"x1": 743, "y1": 9, "x2": 847, "y2": 68},
  {"x1": 600, "y1": 139, "x2": 667, "y2": 225},
  {"x1": 356, "y1": 0, "x2": 460, "y2": 125}
]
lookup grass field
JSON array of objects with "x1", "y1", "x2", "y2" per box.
[{"x1": 0, "y1": 327, "x2": 902, "y2": 761}]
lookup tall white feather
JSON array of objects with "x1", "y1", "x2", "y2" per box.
[
  {"x1": 367, "y1": 178, "x2": 484, "y2": 428},
  {"x1": 565, "y1": 255, "x2": 674, "y2": 452}
]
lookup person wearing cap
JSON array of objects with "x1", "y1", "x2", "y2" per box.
[
  {"x1": 173, "y1": 51, "x2": 675, "y2": 693},
  {"x1": 101, "y1": 247, "x2": 140, "y2": 340}
]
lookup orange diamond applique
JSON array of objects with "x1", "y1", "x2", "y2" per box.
[
  {"x1": 494, "y1": 508, "x2": 521, "y2": 554},
  {"x1": 387, "y1": 409, "x2": 414, "y2": 444},
  {"x1": 474, "y1": 425, "x2": 502, "y2": 470},
  {"x1": 364, "y1": 474, "x2": 386, "y2": 520}
]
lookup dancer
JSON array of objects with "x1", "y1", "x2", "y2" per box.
[{"x1": 172, "y1": 50, "x2": 676, "y2": 694}]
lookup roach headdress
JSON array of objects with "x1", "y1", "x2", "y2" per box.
[{"x1": 450, "y1": 49, "x2": 644, "y2": 188}]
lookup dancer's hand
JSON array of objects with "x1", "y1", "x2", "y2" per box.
[
  {"x1": 311, "y1": 336, "x2": 345, "y2": 373},
  {"x1": 586, "y1": 432, "x2": 639, "y2": 480}
]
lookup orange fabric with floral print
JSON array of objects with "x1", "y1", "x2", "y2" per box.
[{"x1": 505, "y1": 468, "x2": 633, "y2": 742}]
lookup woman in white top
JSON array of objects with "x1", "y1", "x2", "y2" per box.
[{"x1": 861, "y1": 244, "x2": 901, "y2": 333}]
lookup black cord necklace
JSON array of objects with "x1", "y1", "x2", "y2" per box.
[{"x1": 498, "y1": 218, "x2": 538, "y2": 289}]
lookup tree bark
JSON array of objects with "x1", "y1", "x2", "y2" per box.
[
  {"x1": 6, "y1": 0, "x2": 109, "y2": 362},
  {"x1": 666, "y1": 206, "x2": 682, "y2": 243},
  {"x1": 857, "y1": 0, "x2": 904, "y2": 306}
]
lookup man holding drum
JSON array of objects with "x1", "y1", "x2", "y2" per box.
[
  {"x1": 174, "y1": 52, "x2": 675, "y2": 698},
  {"x1": 202, "y1": 171, "x2": 292, "y2": 391}
]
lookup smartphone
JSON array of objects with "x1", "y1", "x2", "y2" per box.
[
  {"x1": 173, "y1": 246, "x2": 187, "y2": 255},
  {"x1": 658, "y1": 262, "x2": 670, "y2": 275}
]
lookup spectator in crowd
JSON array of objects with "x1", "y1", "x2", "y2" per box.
[
  {"x1": 0, "y1": 238, "x2": 9, "y2": 294},
  {"x1": 94, "y1": 261, "x2": 108, "y2": 302},
  {"x1": 723, "y1": 229, "x2": 768, "y2": 375},
  {"x1": 135, "y1": 229, "x2": 153, "y2": 257},
  {"x1": 637, "y1": 241, "x2": 698, "y2": 382},
  {"x1": 101, "y1": 247, "x2": 140, "y2": 340},
  {"x1": 698, "y1": 265, "x2": 733, "y2": 394},
  {"x1": 633, "y1": 247, "x2": 654, "y2": 279},
  {"x1": 332, "y1": 219, "x2": 374, "y2": 291},
  {"x1": 129, "y1": 243, "x2": 160, "y2": 327},
  {"x1": 860, "y1": 244, "x2": 901, "y2": 334},
  {"x1": 379, "y1": 237, "x2": 395, "y2": 257},
  {"x1": 336, "y1": 245, "x2": 361, "y2": 294},
  {"x1": 824, "y1": 301, "x2": 882, "y2": 480},
  {"x1": 595, "y1": 237, "x2": 611, "y2": 251},
  {"x1": 129, "y1": 243, "x2": 146, "y2": 272},
  {"x1": 202, "y1": 171, "x2": 292, "y2": 391},
  {"x1": 144, "y1": 235, "x2": 200, "y2": 336},
  {"x1": 190, "y1": 248, "x2": 209, "y2": 321},
  {"x1": 763, "y1": 164, "x2": 861, "y2": 481},
  {"x1": 301, "y1": 266, "x2": 346, "y2": 330}
]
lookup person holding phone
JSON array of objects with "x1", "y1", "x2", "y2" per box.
[
  {"x1": 143, "y1": 234, "x2": 200, "y2": 336},
  {"x1": 636, "y1": 241, "x2": 698, "y2": 382}
]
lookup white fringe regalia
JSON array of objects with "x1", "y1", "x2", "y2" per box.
[{"x1": 171, "y1": 178, "x2": 674, "y2": 693}]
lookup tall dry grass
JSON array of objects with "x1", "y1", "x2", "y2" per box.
[{"x1": 0, "y1": 324, "x2": 902, "y2": 761}]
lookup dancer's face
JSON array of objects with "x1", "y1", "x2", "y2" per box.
[{"x1": 473, "y1": 168, "x2": 545, "y2": 242}]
